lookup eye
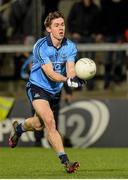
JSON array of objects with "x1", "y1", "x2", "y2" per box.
[{"x1": 54, "y1": 23, "x2": 59, "y2": 27}]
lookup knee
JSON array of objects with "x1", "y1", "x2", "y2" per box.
[{"x1": 34, "y1": 122, "x2": 44, "y2": 131}]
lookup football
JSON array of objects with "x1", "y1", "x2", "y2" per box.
[{"x1": 75, "y1": 58, "x2": 96, "y2": 80}]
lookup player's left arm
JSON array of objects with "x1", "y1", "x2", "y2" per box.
[
  {"x1": 66, "y1": 61, "x2": 76, "y2": 78},
  {"x1": 66, "y1": 41, "x2": 77, "y2": 78},
  {"x1": 65, "y1": 43, "x2": 84, "y2": 88}
]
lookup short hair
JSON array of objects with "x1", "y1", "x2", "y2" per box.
[{"x1": 44, "y1": 11, "x2": 65, "y2": 28}]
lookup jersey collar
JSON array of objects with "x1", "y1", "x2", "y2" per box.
[{"x1": 46, "y1": 34, "x2": 67, "y2": 48}]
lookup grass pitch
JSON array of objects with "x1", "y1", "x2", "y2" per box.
[{"x1": 0, "y1": 147, "x2": 128, "y2": 179}]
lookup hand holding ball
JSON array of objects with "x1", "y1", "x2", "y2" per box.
[{"x1": 75, "y1": 58, "x2": 96, "y2": 80}]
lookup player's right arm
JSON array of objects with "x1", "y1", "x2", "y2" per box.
[
  {"x1": 42, "y1": 62, "x2": 84, "y2": 88},
  {"x1": 41, "y1": 63, "x2": 67, "y2": 82},
  {"x1": 33, "y1": 40, "x2": 67, "y2": 82}
]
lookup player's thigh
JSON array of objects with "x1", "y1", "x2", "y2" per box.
[{"x1": 32, "y1": 99, "x2": 55, "y2": 127}]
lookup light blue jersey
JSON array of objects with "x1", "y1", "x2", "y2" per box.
[
  {"x1": 29, "y1": 35, "x2": 77, "y2": 94},
  {"x1": 20, "y1": 53, "x2": 33, "y2": 79}
]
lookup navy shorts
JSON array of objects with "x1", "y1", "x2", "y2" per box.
[{"x1": 26, "y1": 82, "x2": 61, "y2": 126}]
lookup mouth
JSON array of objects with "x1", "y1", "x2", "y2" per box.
[{"x1": 59, "y1": 32, "x2": 64, "y2": 36}]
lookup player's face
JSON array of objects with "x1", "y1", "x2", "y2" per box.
[{"x1": 47, "y1": 17, "x2": 65, "y2": 41}]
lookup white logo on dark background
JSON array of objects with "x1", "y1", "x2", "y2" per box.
[
  {"x1": 59, "y1": 100, "x2": 110, "y2": 147},
  {"x1": 34, "y1": 93, "x2": 40, "y2": 98},
  {"x1": 0, "y1": 100, "x2": 110, "y2": 147}
]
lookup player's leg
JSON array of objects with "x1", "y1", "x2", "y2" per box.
[
  {"x1": 32, "y1": 99, "x2": 80, "y2": 173},
  {"x1": 33, "y1": 99, "x2": 64, "y2": 152},
  {"x1": 9, "y1": 116, "x2": 44, "y2": 148}
]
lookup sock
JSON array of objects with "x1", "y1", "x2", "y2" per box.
[
  {"x1": 58, "y1": 153, "x2": 69, "y2": 164},
  {"x1": 16, "y1": 123, "x2": 26, "y2": 136}
]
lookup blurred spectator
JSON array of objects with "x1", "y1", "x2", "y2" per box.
[
  {"x1": 0, "y1": 0, "x2": 10, "y2": 44},
  {"x1": 0, "y1": 14, "x2": 7, "y2": 44},
  {"x1": 124, "y1": 29, "x2": 128, "y2": 84},
  {"x1": 41, "y1": 0, "x2": 60, "y2": 34},
  {"x1": 13, "y1": 36, "x2": 35, "y2": 80},
  {"x1": 0, "y1": 0, "x2": 11, "y2": 78},
  {"x1": 9, "y1": 0, "x2": 34, "y2": 43},
  {"x1": 100, "y1": 0, "x2": 128, "y2": 89},
  {"x1": 67, "y1": 0, "x2": 103, "y2": 44},
  {"x1": 67, "y1": 0, "x2": 103, "y2": 90}
]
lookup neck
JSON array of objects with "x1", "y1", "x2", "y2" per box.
[{"x1": 50, "y1": 34, "x2": 62, "y2": 48}]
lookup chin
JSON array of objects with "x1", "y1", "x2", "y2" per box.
[
  {"x1": 57, "y1": 37, "x2": 63, "y2": 41},
  {"x1": 59, "y1": 35, "x2": 64, "y2": 40}
]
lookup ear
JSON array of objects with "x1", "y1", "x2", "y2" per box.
[{"x1": 46, "y1": 27, "x2": 51, "y2": 33}]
